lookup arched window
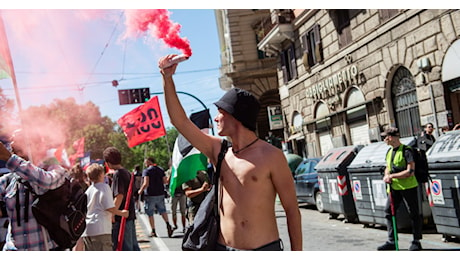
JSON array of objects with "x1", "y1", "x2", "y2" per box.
[
  {"x1": 292, "y1": 111, "x2": 303, "y2": 133},
  {"x1": 391, "y1": 67, "x2": 421, "y2": 137}
]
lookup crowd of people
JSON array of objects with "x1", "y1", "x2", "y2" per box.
[{"x1": 0, "y1": 135, "x2": 216, "y2": 251}]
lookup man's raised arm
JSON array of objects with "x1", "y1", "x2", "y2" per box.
[{"x1": 159, "y1": 55, "x2": 219, "y2": 163}]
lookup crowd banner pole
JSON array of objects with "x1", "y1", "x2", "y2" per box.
[{"x1": 116, "y1": 171, "x2": 135, "y2": 251}]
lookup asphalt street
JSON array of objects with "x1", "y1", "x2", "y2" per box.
[{"x1": 134, "y1": 199, "x2": 460, "y2": 252}]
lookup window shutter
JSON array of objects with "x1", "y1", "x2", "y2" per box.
[
  {"x1": 280, "y1": 51, "x2": 288, "y2": 84},
  {"x1": 314, "y1": 24, "x2": 323, "y2": 63},
  {"x1": 289, "y1": 45, "x2": 297, "y2": 79}
]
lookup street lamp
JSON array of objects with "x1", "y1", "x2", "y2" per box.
[
  {"x1": 417, "y1": 57, "x2": 438, "y2": 138},
  {"x1": 151, "y1": 91, "x2": 215, "y2": 136}
]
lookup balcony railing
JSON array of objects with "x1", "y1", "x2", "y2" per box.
[{"x1": 255, "y1": 10, "x2": 295, "y2": 56}]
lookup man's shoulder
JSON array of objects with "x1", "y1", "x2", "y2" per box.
[
  {"x1": 145, "y1": 165, "x2": 164, "y2": 173},
  {"x1": 116, "y1": 168, "x2": 131, "y2": 175},
  {"x1": 257, "y1": 141, "x2": 285, "y2": 158},
  {"x1": 114, "y1": 168, "x2": 131, "y2": 180}
]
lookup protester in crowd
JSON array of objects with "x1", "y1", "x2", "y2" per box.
[
  {"x1": 159, "y1": 54, "x2": 302, "y2": 251},
  {"x1": 70, "y1": 163, "x2": 89, "y2": 192},
  {"x1": 182, "y1": 170, "x2": 210, "y2": 224},
  {"x1": 0, "y1": 137, "x2": 11, "y2": 250},
  {"x1": 0, "y1": 136, "x2": 68, "y2": 250},
  {"x1": 165, "y1": 161, "x2": 187, "y2": 233},
  {"x1": 68, "y1": 163, "x2": 89, "y2": 251},
  {"x1": 378, "y1": 127, "x2": 423, "y2": 251},
  {"x1": 103, "y1": 146, "x2": 140, "y2": 251},
  {"x1": 132, "y1": 165, "x2": 143, "y2": 213},
  {"x1": 138, "y1": 157, "x2": 173, "y2": 238},
  {"x1": 81, "y1": 163, "x2": 128, "y2": 251}
]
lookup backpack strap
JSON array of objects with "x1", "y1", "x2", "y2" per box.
[
  {"x1": 213, "y1": 139, "x2": 228, "y2": 186},
  {"x1": 214, "y1": 139, "x2": 228, "y2": 215},
  {"x1": 15, "y1": 177, "x2": 36, "y2": 226}
]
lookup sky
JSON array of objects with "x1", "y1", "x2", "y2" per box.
[
  {"x1": 0, "y1": 8, "x2": 225, "y2": 133},
  {"x1": 0, "y1": 1, "x2": 451, "y2": 137}
]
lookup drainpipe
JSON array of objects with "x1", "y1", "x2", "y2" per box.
[{"x1": 428, "y1": 83, "x2": 439, "y2": 138}]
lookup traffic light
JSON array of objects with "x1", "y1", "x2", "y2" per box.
[{"x1": 118, "y1": 88, "x2": 151, "y2": 105}]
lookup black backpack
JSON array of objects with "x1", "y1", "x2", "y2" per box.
[
  {"x1": 402, "y1": 145, "x2": 430, "y2": 183},
  {"x1": 21, "y1": 177, "x2": 88, "y2": 250},
  {"x1": 387, "y1": 145, "x2": 429, "y2": 183}
]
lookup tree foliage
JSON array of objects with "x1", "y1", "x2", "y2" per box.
[{"x1": 0, "y1": 96, "x2": 177, "y2": 171}]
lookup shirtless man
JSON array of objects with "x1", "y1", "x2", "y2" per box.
[{"x1": 159, "y1": 54, "x2": 302, "y2": 251}]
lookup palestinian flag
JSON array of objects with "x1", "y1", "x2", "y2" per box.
[{"x1": 169, "y1": 109, "x2": 211, "y2": 196}]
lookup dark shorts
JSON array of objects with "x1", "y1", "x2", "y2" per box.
[{"x1": 216, "y1": 239, "x2": 284, "y2": 251}]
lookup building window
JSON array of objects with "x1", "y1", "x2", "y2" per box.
[
  {"x1": 280, "y1": 43, "x2": 297, "y2": 83},
  {"x1": 330, "y1": 10, "x2": 364, "y2": 48},
  {"x1": 336, "y1": 10, "x2": 352, "y2": 48},
  {"x1": 379, "y1": 9, "x2": 398, "y2": 23},
  {"x1": 391, "y1": 66, "x2": 421, "y2": 137},
  {"x1": 301, "y1": 24, "x2": 323, "y2": 70}
]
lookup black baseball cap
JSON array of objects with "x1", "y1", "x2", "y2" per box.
[
  {"x1": 381, "y1": 127, "x2": 400, "y2": 137},
  {"x1": 214, "y1": 88, "x2": 260, "y2": 131}
]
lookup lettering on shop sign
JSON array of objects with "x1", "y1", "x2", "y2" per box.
[{"x1": 306, "y1": 65, "x2": 359, "y2": 101}]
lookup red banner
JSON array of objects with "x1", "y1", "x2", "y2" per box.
[
  {"x1": 117, "y1": 96, "x2": 166, "y2": 148},
  {"x1": 73, "y1": 137, "x2": 85, "y2": 158},
  {"x1": 69, "y1": 137, "x2": 85, "y2": 165}
]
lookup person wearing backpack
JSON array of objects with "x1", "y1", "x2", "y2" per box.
[
  {"x1": 377, "y1": 127, "x2": 423, "y2": 251},
  {"x1": 0, "y1": 137, "x2": 68, "y2": 250}
]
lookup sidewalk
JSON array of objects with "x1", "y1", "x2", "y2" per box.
[
  {"x1": 134, "y1": 202, "x2": 183, "y2": 251},
  {"x1": 135, "y1": 212, "x2": 154, "y2": 251}
]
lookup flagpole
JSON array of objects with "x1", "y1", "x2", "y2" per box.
[{"x1": 0, "y1": 13, "x2": 33, "y2": 163}]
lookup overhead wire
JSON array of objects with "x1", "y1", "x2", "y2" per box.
[
  {"x1": 80, "y1": 10, "x2": 125, "y2": 92},
  {"x1": 1, "y1": 67, "x2": 219, "y2": 93}
]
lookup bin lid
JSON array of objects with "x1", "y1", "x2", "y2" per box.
[
  {"x1": 426, "y1": 130, "x2": 460, "y2": 164},
  {"x1": 347, "y1": 137, "x2": 415, "y2": 170},
  {"x1": 315, "y1": 145, "x2": 363, "y2": 172}
]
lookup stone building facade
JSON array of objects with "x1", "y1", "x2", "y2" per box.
[{"x1": 216, "y1": 9, "x2": 460, "y2": 157}]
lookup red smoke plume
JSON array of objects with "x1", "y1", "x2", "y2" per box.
[{"x1": 124, "y1": 9, "x2": 192, "y2": 57}]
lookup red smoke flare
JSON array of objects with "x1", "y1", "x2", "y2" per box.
[{"x1": 124, "y1": 9, "x2": 192, "y2": 57}]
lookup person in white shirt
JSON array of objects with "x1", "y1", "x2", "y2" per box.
[{"x1": 82, "y1": 163, "x2": 128, "y2": 251}]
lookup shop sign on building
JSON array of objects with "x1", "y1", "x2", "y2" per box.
[
  {"x1": 305, "y1": 64, "x2": 359, "y2": 101},
  {"x1": 267, "y1": 105, "x2": 284, "y2": 130}
]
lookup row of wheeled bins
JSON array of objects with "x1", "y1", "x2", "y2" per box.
[{"x1": 314, "y1": 129, "x2": 460, "y2": 239}]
